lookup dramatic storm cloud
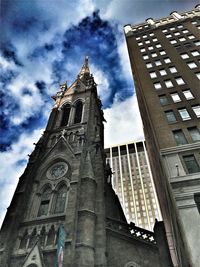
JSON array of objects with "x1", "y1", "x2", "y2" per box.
[{"x1": 0, "y1": 0, "x2": 198, "y2": 225}]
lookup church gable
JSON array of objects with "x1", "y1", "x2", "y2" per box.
[{"x1": 22, "y1": 242, "x2": 45, "y2": 267}]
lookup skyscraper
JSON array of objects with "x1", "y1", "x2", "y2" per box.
[
  {"x1": 105, "y1": 141, "x2": 161, "y2": 231},
  {"x1": 0, "y1": 58, "x2": 172, "y2": 267},
  {"x1": 124, "y1": 5, "x2": 200, "y2": 267}
]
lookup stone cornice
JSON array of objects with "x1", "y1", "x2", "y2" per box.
[{"x1": 160, "y1": 142, "x2": 200, "y2": 155}]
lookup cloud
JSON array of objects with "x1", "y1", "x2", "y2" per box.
[
  {"x1": 104, "y1": 94, "x2": 144, "y2": 147},
  {"x1": 0, "y1": 128, "x2": 44, "y2": 227}
]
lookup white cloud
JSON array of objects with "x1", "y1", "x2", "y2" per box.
[
  {"x1": 0, "y1": 128, "x2": 44, "y2": 227},
  {"x1": 91, "y1": 64, "x2": 110, "y2": 103},
  {"x1": 104, "y1": 94, "x2": 144, "y2": 147}
]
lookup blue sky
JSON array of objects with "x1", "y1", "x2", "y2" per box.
[{"x1": 0, "y1": 0, "x2": 198, "y2": 226}]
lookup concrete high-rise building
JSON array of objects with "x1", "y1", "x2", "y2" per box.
[
  {"x1": 0, "y1": 58, "x2": 173, "y2": 267},
  {"x1": 105, "y1": 141, "x2": 161, "y2": 231},
  {"x1": 124, "y1": 5, "x2": 200, "y2": 267}
]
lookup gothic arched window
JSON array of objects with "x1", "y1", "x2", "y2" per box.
[
  {"x1": 74, "y1": 101, "x2": 83, "y2": 124},
  {"x1": 54, "y1": 185, "x2": 68, "y2": 214},
  {"x1": 61, "y1": 104, "x2": 71, "y2": 127},
  {"x1": 38, "y1": 187, "x2": 51, "y2": 217}
]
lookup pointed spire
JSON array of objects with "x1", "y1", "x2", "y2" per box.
[{"x1": 79, "y1": 56, "x2": 90, "y2": 79}]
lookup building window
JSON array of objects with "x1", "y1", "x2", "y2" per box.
[
  {"x1": 54, "y1": 185, "x2": 68, "y2": 214},
  {"x1": 188, "y1": 127, "x2": 200, "y2": 142},
  {"x1": 145, "y1": 40, "x2": 150, "y2": 44},
  {"x1": 149, "y1": 33, "x2": 154, "y2": 36},
  {"x1": 175, "y1": 77, "x2": 185, "y2": 85},
  {"x1": 174, "y1": 32, "x2": 180, "y2": 36},
  {"x1": 28, "y1": 228, "x2": 37, "y2": 249},
  {"x1": 159, "y1": 95, "x2": 169, "y2": 106},
  {"x1": 194, "y1": 193, "x2": 200, "y2": 213},
  {"x1": 152, "y1": 38, "x2": 158, "y2": 42},
  {"x1": 160, "y1": 50, "x2": 166, "y2": 55},
  {"x1": 170, "y1": 39, "x2": 177, "y2": 44},
  {"x1": 60, "y1": 104, "x2": 71, "y2": 127},
  {"x1": 156, "y1": 44, "x2": 162, "y2": 48},
  {"x1": 173, "y1": 130, "x2": 187, "y2": 145},
  {"x1": 143, "y1": 34, "x2": 147, "y2": 38},
  {"x1": 151, "y1": 52, "x2": 157, "y2": 58},
  {"x1": 162, "y1": 29, "x2": 167, "y2": 33},
  {"x1": 143, "y1": 55, "x2": 149, "y2": 60},
  {"x1": 180, "y1": 53, "x2": 189, "y2": 59},
  {"x1": 182, "y1": 29, "x2": 189, "y2": 34},
  {"x1": 191, "y1": 50, "x2": 200, "y2": 56},
  {"x1": 165, "y1": 80, "x2": 173, "y2": 88},
  {"x1": 178, "y1": 108, "x2": 191, "y2": 120},
  {"x1": 136, "y1": 37, "x2": 141, "y2": 40},
  {"x1": 194, "y1": 40, "x2": 200, "y2": 46},
  {"x1": 148, "y1": 46, "x2": 154, "y2": 51},
  {"x1": 38, "y1": 187, "x2": 51, "y2": 217},
  {"x1": 195, "y1": 72, "x2": 200, "y2": 80},
  {"x1": 146, "y1": 62, "x2": 153, "y2": 68},
  {"x1": 140, "y1": 48, "x2": 146, "y2": 53},
  {"x1": 150, "y1": 72, "x2": 157, "y2": 78},
  {"x1": 169, "y1": 66, "x2": 177, "y2": 73},
  {"x1": 166, "y1": 34, "x2": 172, "y2": 38},
  {"x1": 183, "y1": 155, "x2": 200, "y2": 173},
  {"x1": 182, "y1": 90, "x2": 194, "y2": 100},
  {"x1": 154, "y1": 82, "x2": 162, "y2": 90},
  {"x1": 170, "y1": 27, "x2": 175, "y2": 31},
  {"x1": 171, "y1": 93, "x2": 181, "y2": 102},
  {"x1": 187, "y1": 62, "x2": 198, "y2": 69},
  {"x1": 165, "y1": 110, "x2": 177, "y2": 123},
  {"x1": 177, "y1": 25, "x2": 183, "y2": 28},
  {"x1": 164, "y1": 58, "x2": 171, "y2": 63},
  {"x1": 155, "y1": 60, "x2": 162, "y2": 66},
  {"x1": 192, "y1": 105, "x2": 200, "y2": 118},
  {"x1": 138, "y1": 42, "x2": 143, "y2": 46},
  {"x1": 191, "y1": 21, "x2": 197, "y2": 25},
  {"x1": 159, "y1": 69, "x2": 167, "y2": 76},
  {"x1": 74, "y1": 101, "x2": 83, "y2": 123},
  {"x1": 188, "y1": 35, "x2": 195, "y2": 40}
]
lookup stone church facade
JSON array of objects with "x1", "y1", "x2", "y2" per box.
[{"x1": 0, "y1": 59, "x2": 172, "y2": 267}]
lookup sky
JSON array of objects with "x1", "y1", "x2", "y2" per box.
[{"x1": 0, "y1": 0, "x2": 198, "y2": 226}]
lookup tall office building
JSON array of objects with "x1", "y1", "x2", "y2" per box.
[
  {"x1": 105, "y1": 141, "x2": 161, "y2": 231},
  {"x1": 124, "y1": 5, "x2": 200, "y2": 267}
]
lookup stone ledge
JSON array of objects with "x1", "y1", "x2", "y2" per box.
[
  {"x1": 75, "y1": 242, "x2": 94, "y2": 250},
  {"x1": 20, "y1": 214, "x2": 66, "y2": 226}
]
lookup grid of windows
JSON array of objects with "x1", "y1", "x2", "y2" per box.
[{"x1": 105, "y1": 142, "x2": 161, "y2": 230}]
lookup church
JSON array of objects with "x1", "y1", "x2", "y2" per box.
[{"x1": 0, "y1": 58, "x2": 172, "y2": 267}]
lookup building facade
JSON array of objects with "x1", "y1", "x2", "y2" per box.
[
  {"x1": 105, "y1": 141, "x2": 161, "y2": 231},
  {"x1": 124, "y1": 5, "x2": 200, "y2": 267},
  {"x1": 0, "y1": 58, "x2": 173, "y2": 267}
]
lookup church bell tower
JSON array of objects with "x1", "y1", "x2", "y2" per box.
[{"x1": 0, "y1": 58, "x2": 108, "y2": 267}]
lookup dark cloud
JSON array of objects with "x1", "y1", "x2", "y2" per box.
[
  {"x1": 51, "y1": 11, "x2": 132, "y2": 107},
  {"x1": 1, "y1": 43, "x2": 23, "y2": 66}
]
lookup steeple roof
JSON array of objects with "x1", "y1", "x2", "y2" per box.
[{"x1": 78, "y1": 56, "x2": 90, "y2": 79}]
